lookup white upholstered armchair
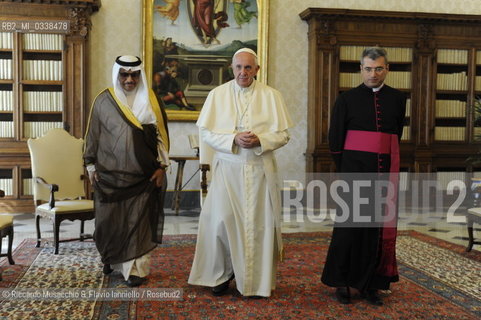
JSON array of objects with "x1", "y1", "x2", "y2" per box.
[
  {"x1": 0, "y1": 189, "x2": 15, "y2": 281},
  {"x1": 27, "y1": 128, "x2": 94, "y2": 254}
]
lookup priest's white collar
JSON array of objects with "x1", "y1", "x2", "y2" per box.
[{"x1": 372, "y1": 83, "x2": 384, "y2": 92}]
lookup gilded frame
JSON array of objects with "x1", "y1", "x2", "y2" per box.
[{"x1": 143, "y1": 0, "x2": 269, "y2": 121}]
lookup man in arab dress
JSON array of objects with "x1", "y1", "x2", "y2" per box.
[
  {"x1": 188, "y1": 48, "x2": 294, "y2": 297},
  {"x1": 84, "y1": 55, "x2": 170, "y2": 287}
]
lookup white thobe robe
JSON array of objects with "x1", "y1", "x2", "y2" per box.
[
  {"x1": 113, "y1": 253, "x2": 151, "y2": 280},
  {"x1": 188, "y1": 80, "x2": 293, "y2": 297}
]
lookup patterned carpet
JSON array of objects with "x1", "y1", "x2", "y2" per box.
[{"x1": 0, "y1": 231, "x2": 480, "y2": 320}]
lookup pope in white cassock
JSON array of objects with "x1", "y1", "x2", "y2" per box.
[{"x1": 188, "y1": 48, "x2": 294, "y2": 297}]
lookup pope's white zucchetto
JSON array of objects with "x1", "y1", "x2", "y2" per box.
[{"x1": 233, "y1": 48, "x2": 257, "y2": 59}]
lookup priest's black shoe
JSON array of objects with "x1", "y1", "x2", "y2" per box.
[
  {"x1": 126, "y1": 275, "x2": 147, "y2": 287},
  {"x1": 102, "y1": 264, "x2": 113, "y2": 275},
  {"x1": 212, "y1": 274, "x2": 234, "y2": 296},
  {"x1": 364, "y1": 289, "x2": 383, "y2": 306},
  {"x1": 335, "y1": 287, "x2": 351, "y2": 304}
]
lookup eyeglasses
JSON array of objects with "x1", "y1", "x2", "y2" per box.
[
  {"x1": 362, "y1": 67, "x2": 386, "y2": 73},
  {"x1": 119, "y1": 71, "x2": 141, "y2": 79}
]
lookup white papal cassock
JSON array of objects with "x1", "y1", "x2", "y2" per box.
[{"x1": 188, "y1": 79, "x2": 293, "y2": 297}]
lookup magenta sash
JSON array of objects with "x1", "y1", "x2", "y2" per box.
[
  {"x1": 344, "y1": 130, "x2": 399, "y2": 172},
  {"x1": 344, "y1": 130, "x2": 400, "y2": 278}
]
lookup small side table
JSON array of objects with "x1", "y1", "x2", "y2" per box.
[{"x1": 170, "y1": 155, "x2": 199, "y2": 214}]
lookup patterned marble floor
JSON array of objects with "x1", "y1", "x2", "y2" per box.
[{"x1": 1, "y1": 207, "x2": 481, "y2": 253}]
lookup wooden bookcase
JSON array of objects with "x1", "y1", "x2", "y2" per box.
[
  {"x1": 300, "y1": 8, "x2": 481, "y2": 174},
  {"x1": 0, "y1": 0, "x2": 100, "y2": 213}
]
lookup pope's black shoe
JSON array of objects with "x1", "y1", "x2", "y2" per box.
[
  {"x1": 335, "y1": 287, "x2": 351, "y2": 304},
  {"x1": 212, "y1": 274, "x2": 234, "y2": 296},
  {"x1": 102, "y1": 264, "x2": 113, "y2": 275},
  {"x1": 363, "y1": 289, "x2": 383, "y2": 306},
  {"x1": 126, "y1": 275, "x2": 147, "y2": 287}
]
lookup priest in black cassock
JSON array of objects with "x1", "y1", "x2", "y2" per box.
[{"x1": 321, "y1": 47, "x2": 406, "y2": 306}]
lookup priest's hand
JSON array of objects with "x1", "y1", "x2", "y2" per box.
[
  {"x1": 234, "y1": 131, "x2": 260, "y2": 149},
  {"x1": 150, "y1": 168, "x2": 166, "y2": 187}
]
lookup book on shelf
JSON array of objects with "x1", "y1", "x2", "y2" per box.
[
  {"x1": 23, "y1": 60, "x2": 62, "y2": 81},
  {"x1": 0, "y1": 178, "x2": 13, "y2": 196},
  {"x1": 401, "y1": 126, "x2": 410, "y2": 140},
  {"x1": 436, "y1": 72, "x2": 467, "y2": 91},
  {"x1": 340, "y1": 71, "x2": 411, "y2": 89},
  {"x1": 0, "y1": 90, "x2": 13, "y2": 111},
  {"x1": 437, "y1": 49, "x2": 468, "y2": 64},
  {"x1": 398, "y1": 172, "x2": 408, "y2": 191},
  {"x1": 22, "y1": 178, "x2": 33, "y2": 196},
  {"x1": 405, "y1": 99, "x2": 411, "y2": 117},
  {"x1": 475, "y1": 76, "x2": 481, "y2": 91},
  {"x1": 23, "y1": 121, "x2": 63, "y2": 138},
  {"x1": 340, "y1": 46, "x2": 412, "y2": 62},
  {"x1": 435, "y1": 100, "x2": 466, "y2": 117},
  {"x1": 0, "y1": 32, "x2": 13, "y2": 50},
  {"x1": 23, "y1": 33, "x2": 63, "y2": 51},
  {"x1": 383, "y1": 71, "x2": 411, "y2": 89},
  {"x1": 434, "y1": 126, "x2": 465, "y2": 141},
  {"x1": 0, "y1": 59, "x2": 12, "y2": 80},
  {"x1": 339, "y1": 72, "x2": 361, "y2": 88},
  {"x1": 476, "y1": 51, "x2": 481, "y2": 65},
  {"x1": 23, "y1": 91, "x2": 63, "y2": 112},
  {"x1": 436, "y1": 171, "x2": 467, "y2": 190},
  {"x1": 0, "y1": 121, "x2": 14, "y2": 138}
]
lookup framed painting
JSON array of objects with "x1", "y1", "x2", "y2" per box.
[{"x1": 143, "y1": 0, "x2": 269, "y2": 121}]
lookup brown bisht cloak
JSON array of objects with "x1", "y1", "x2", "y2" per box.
[{"x1": 84, "y1": 88, "x2": 169, "y2": 265}]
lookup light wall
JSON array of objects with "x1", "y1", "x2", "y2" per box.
[{"x1": 89, "y1": 0, "x2": 481, "y2": 189}]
